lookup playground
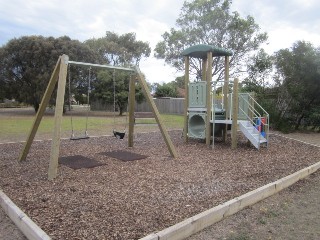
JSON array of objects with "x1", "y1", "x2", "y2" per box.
[
  {"x1": 0, "y1": 115, "x2": 319, "y2": 239},
  {"x1": 1, "y1": 46, "x2": 319, "y2": 240}
]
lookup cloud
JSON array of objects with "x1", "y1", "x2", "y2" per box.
[
  {"x1": 0, "y1": 0, "x2": 183, "y2": 43},
  {"x1": 1, "y1": 0, "x2": 320, "y2": 83},
  {"x1": 231, "y1": 0, "x2": 320, "y2": 53},
  {"x1": 0, "y1": 0, "x2": 184, "y2": 83},
  {"x1": 264, "y1": 26, "x2": 320, "y2": 54}
]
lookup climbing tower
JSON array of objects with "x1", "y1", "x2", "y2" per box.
[{"x1": 182, "y1": 44, "x2": 269, "y2": 149}]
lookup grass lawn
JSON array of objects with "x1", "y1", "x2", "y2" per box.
[{"x1": 0, "y1": 109, "x2": 183, "y2": 143}]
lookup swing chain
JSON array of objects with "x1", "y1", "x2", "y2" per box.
[
  {"x1": 85, "y1": 67, "x2": 91, "y2": 137},
  {"x1": 112, "y1": 69, "x2": 127, "y2": 139}
]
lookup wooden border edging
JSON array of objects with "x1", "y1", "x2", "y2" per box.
[
  {"x1": 140, "y1": 160, "x2": 320, "y2": 240},
  {"x1": 0, "y1": 190, "x2": 51, "y2": 240}
]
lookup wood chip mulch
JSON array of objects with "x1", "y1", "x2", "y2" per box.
[
  {"x1": 100, "y1": 150, "x2": 148, "y2": 161},
  {"x1": 0, "y1": 130, "x2": 319, "y2": 240}
]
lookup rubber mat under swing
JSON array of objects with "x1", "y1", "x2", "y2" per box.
[
  {"x1": 100, "y1": 150, "x2": 148, "y2": 161},
  {"x1": 59, "y1": 155, "x2": 106, "y2": 169}
]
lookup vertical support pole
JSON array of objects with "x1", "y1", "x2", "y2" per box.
[
  {"x1": 231, "y1": 78, "x2": 239, "y2": 149},
  {"x1": 212, "y1": 83, "x2": 216, "y2": 149},
  {"x1": 206, "y1": 52, "x2": 213, "y2": 147},
  {"x1": 202, "y1": 58, "x2": 207, "y2": 81},
  {"x1": 223, "y1": 56, "x2": 230, "y2": 142},
  {"x1": 68, "y1": 65, "x2": 72, "y2": 112},
  {"x1": 183, "y1": 56, "x2": 189, "y2": 143},
  {"x1": 48, "y1": 55, "x2": 69, "y2": 180},
  {"x1": 128, "y1": 75, "x2": 135, "y2": 147},
  {"x1": 18, "y1": 56, "x2": 62, "y2": 162},
  {"x1": 135, "y1": 66, "x2": 178, "y2": 158}
]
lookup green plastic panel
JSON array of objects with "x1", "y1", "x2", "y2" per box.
[
  {"x1": 188, "y1": 112, "x2": 206, "y2": 139},
  {"x1": 238, "y1": 93, "x2": 250, "y2": 120},
  {"x1": 227, "y1": 93, "x2": 251, "y2": 120},
  {"x1": 189, "y1": 82, "x2": 207, "y2": 108}
]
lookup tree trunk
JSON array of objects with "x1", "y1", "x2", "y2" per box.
[
  {"x1": 295, "y1": 113, "x2": 305, "y2": 130},
  {"x1": 34, "y1": 101, "x2": 40, "y2": 113},
  {"x1": 118, "y1": 102, "x2": 123, "y2": 116}
]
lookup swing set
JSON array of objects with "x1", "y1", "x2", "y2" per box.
[
  {"x1": 18, "y1": 55, "x2": 178, "y2": 180},
  {"x1": 68, "y1": 65, "x2": 127, "y2": 140}
]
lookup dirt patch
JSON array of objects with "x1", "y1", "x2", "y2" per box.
[
  {"x1": 187, "y1": 171, "x2": 320, "y2": 240},
  {"x1": 0, "y1": 209, "x2": 27, "y2": 240},
  {"x1": 0, "y1": 131, "x2": 319, "y2": 239},
  {"x1": 188, "y1": 132, "x2": 320, "y2": 240},
  {"x1": 275, "y1": 131, "x2": 320, "y2": 146}
]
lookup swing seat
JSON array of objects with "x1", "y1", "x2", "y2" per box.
[
  {"x1": 70, "y1": 136, "x2": 90, "y2": 141},
  {"x1": 113, "y1": 130, "x2": 125, "y2": 139},
  {"x1": 70, "y1": 132, "x2": 89, "y2": 140}
]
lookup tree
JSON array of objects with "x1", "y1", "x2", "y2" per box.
[
  {"x1": 172, "y1": 76, "x2": 185, "y2": 89},
  {"x1": 154, "y1": 0, "x2": 267, "y2": 81},
  {"x1": 85, "y1": 31, "x2": 151, "y2": 66},
  {"x1": 273, "y1": 41, "x2": 320, "y2": 130},
  {"x1": 0, "y1": 36, "x2": 99, "y2": 111},
  {"x1": 153, "y1": 82, "x2": 178, "y2": 98},
  {"x1": 0, "y1": 48, "x2": 6, "y2": 102},
  {"x1": 84, "y1": 31, "x2": 151, "y2": 115},
  {"x1": 242, "y1": 49, "x2": 273, "y2": 93},
  {"x1": 90, "y1": 70, "x2": 145, "y2": 115}
]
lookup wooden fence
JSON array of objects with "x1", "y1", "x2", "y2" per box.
[{"x1": 91, "y1": 98, "x2": 185, "y2": 115}]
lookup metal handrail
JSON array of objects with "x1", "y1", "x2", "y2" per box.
[
  {"x1": 238, "y1": 94, "x2": 269, "y2": 146},
  {"x1": 246, "y1": 94, "x2": 270, "y2": 145},
  {"x1": 239, "y1": 95, "x2": 261, "y2": 143},
  {"x1": 211, "y1": 90, "x2": 270, "y2": 147}
]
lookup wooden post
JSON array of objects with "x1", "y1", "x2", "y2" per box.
[
  {"x1": 231, "y1": 78, "x2": 239, "y2": 149},
  {"x1": 206, "y1": 52, "x2": 213, "y2": 147},
  {"x1": 134, "y1": 66, "x2": 178, "y2": 158},
  {"x1": 18, "y1": 56, "x2": 62, "y2": 162},
  {"x1": 128, "y1": 75, "x2": 135, "y2": 147},
  {"x1": 223, "y1": 56, "x2": 230, "y2": 142},
  {"x1": 202, "y1": 58, "x2": 207, "y2": 81},
  {"x1": 183, "y1": 56, "x2": 189, "y2": 143},
  {"x1": 48, "y1": 55, "x2": 69, "y2": 180}
]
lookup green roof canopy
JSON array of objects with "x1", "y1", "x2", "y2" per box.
[{"x1": 181, "y1": 44, "x2": 232, "y2": 58}]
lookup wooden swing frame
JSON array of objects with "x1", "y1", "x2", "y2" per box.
[{"x1": 18, "y1": 54, "x2": 178, "y2": 180}]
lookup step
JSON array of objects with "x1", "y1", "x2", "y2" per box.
[{"x1": 239, "y1": 121, "x2": 268, "y2": 149}]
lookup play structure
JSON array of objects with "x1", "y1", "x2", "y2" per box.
[
  {"x1": 18, "y1": 55, "x2": 178, "y2": 180},
  {"x1": 182, "y1": 44, "x2": 269, "y2": 149}
]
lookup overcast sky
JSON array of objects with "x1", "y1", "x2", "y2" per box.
[{"x1": 1, "y1": 0, "x2": 320, "y2": 83}]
